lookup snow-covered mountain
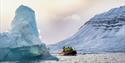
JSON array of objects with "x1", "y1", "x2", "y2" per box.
[
  {"x1": 49, "y1": 6, "x2": 125, "y2": 53},
  {"x1": 0, "y1": 5, "x2": 57, "y2": 61}
]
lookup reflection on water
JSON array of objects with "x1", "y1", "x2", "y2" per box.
[
  {"x1": 1, "y1": 56, "x2": 58, "y2": 63},
  {"x1": 1, "y1": 60, "x2": 53, "y2": 63},
  {"x1": 1, "y1": 60, "x2": 39, "y2": 63}
]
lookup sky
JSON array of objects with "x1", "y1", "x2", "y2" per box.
[{"x1": 0, "y1": 0, "x2": 125, "y2": 44}]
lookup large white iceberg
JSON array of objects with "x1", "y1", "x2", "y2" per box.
[{"x1": 0, "y1": 5, "x2": 57, "y2": 61}]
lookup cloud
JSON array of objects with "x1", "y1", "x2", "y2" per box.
[
  {"x1": 0, "y1": 0, "x2": 124, "y2": 44},
  {"x1": 22, "y1": 0, "x2": 88, "y2": 21}
]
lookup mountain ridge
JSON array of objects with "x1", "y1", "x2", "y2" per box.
[{"x1": 49, "y1": 6, "x2": 125, "y2": 53}]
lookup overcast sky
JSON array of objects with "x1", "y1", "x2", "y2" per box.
[{"x1": 0, "y1": 0, "x2": 125, "y2": 44}]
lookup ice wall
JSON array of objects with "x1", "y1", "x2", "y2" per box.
[{"x1": 0, "y1": 5, "x2": 57, "y2": 61}]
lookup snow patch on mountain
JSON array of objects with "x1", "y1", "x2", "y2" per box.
[{"x1": 49, "y1": 6, "x2": 125, "y2": 53}]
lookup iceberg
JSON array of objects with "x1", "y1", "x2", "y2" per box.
[
  {"x1": 49, "y1": 6, "x2": 125, "y2": 53},
  {"x1": 0, "y1": 5, "x2": 57, "y2": 61}
]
